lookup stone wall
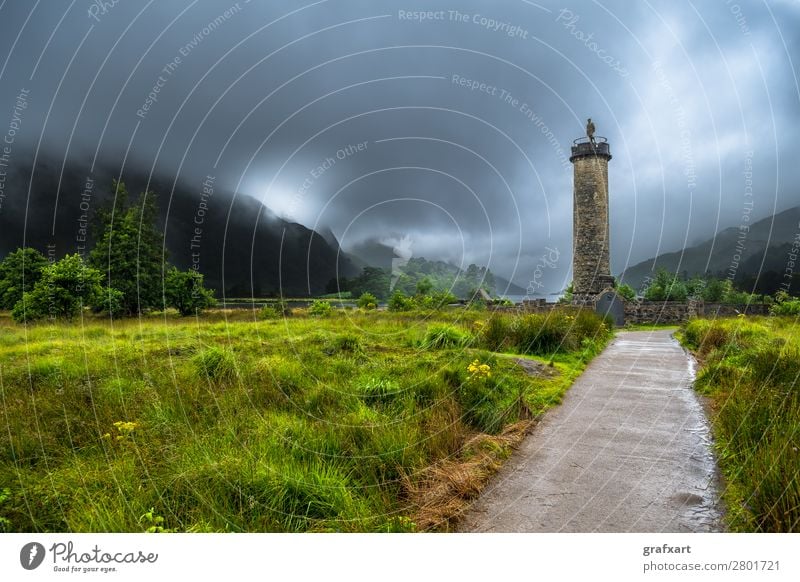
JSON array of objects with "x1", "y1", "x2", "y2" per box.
[
  {"x1": 623, "y1": 300, "x2": 698, "y2": 325},
  {"x1": 623, "y1": 300, "x2": 771, "y2": 324}
]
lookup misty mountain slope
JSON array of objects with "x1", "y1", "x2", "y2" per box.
[
  {"x1": 346, "y1": 237, "x2": 526, "y2": 296},
  {"x1": 619, "y1": 206, "x2": 800, "y2": 289},
  {"x1": 0, "y1": 156, "x2": 358, "y2": 297}
]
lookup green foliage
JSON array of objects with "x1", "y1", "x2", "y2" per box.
[
  {"x1": 558, "y1": 282, "x2": 574, "y2": 304},
  {"x1": 418, "y1": 290, "x2": 458, "y2": 310},
  {"x1": 770, "y1": 299, "x2": 800, "y2": 316},
  {"x1": 679, "y1": 317, "x2": 800, "y2": 531},
  {"x1": 356, "y1": 292, "x2": 378, "y2": 310},
  {"x1": 643, "y1": 269, "x2": 688, "y2": 301},
  {"x1": 347, "y1": 267, "x2": 391, "y2": 299},
  {"x1": 699, "y1": 278, "x2": 726, "y2": 302},
  {"x1": 0, "y1": 487, "x2": 11, "y2": 532},
  {"x1": 309, "y1": 300, "x2": 332, "y2": 317},
  {"x1": 387, "y1": 291, "x2": 414, "y2": 312},
  {"x1": 420, "y1": 324, "x2": 472, "y2": 349},
  {"x1": 415, "y1": 277, "x2": 433, "y2": 296},
  {"x1": 259, "y1": 305, "x2": 281, "y2": 319},
  {"x1": 265, "y1": 299, "x2": 292, "y2": 317},
  {"x1": 89, "y1": 180, "x2": 166, "y2": 315},
  {"x1": 345, "y1": 259, "x2": 496, "y2": 300},
  {"x1": 616, "y1": 283, "x2": 636, "y2": 302},
  {"x1": 11, "y1": 254, "x2": 105, "y2": 322},
  {"x1": 164, "y1": 267, "x2": 217, "y2": 316},
  {"x1": 140, "y1": 507, "x2": 175, "y2": 533},
  {"x1": 94, "y1": 286, "x2": 126, "y2": 316},
  {"x1": 0, "y1": 247, "x2": 48, "y2": 309}
]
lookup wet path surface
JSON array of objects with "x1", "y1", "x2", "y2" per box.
[{"x1": 458, "y1": 330, "x2": 724, "y2": 532}]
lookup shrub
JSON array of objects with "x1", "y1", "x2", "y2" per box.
[
  {"x1": 770, "y1": 300, "x2": 800, "y2": 316},
  {"x1": 0, "y1": 247, "x2": 48, "y2": 309},
  {"x1": 164, "y1": 267, "x2": 217, "y2": 316},
  {"x1": 260, "y1": 300, "x2": 292, "y2": 319},
  {"x1": 259, "y1": 305, "x2": 281, "y2": 320},
  {"x1": 421, "y1": 324, "x2": 472, "y2": 349},
  {"x1": 616, "y1": 283, "x2": 636, "y2": 302},
  {"x1": 387, "y1": 291, "x2": 414, "y2": 312},
  {"x1": 273, "y1": 299, "x2": 292, "y2": 316},
  {"x1": 356, "y1": 292, "x2": 378, "y2": 310},
  {"x1": 309, "y1": 300, "x2": 333, "y2": 317},
  {"x1": 11, "y1": 254, "x2": 104, "y2": 322}
]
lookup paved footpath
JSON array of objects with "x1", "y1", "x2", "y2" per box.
[{"x1": 458, "y1": 330, "x2": 724, "y2": 532}]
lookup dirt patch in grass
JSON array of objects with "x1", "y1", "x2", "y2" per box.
[{"x1": 405, "y1": 420, "x2": 533, "y2": 531}]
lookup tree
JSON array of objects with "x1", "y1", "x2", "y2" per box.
[
  {"x1": 643, "y1": 269, "x2": 688, "y2": 302},
  {"x1": 11, "y1": 254, "x2": 104, "y2": 322},
  {"x1": 348, "y1": 267, "x2": 391, "y2": 299},
  {"x1": 89, "y1": 180, "x2": 166, "y2": 315},
  {"x1": 164, "y1": 267, "x2": 216, "y2": 316},
  {"x1": 0, "y1": 248, "x2": 48, "y2": 309},
  {"x1": 415, "y1": 277, "x2": 433, "y2": 296}
]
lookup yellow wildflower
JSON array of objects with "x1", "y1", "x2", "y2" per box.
[{"x1": 467, "y1": 359, "x2": 491, "y2": 379}]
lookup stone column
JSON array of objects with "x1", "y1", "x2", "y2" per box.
[{"x1": 570, "y1": 138, "x2": 613, "y2": 305}]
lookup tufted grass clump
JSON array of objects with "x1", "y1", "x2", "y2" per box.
[
  {"x1": 193, "y1": 346, "x2": 239, "y2": 382},
  {"x1": 420, "y1": 324, "x2": 472, "y2": 349},
  {"x1": 477, "y1": 308, "x2": 611, "y2": 356}
]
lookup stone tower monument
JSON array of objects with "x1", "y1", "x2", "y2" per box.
[{"x1": 570, "y1": 122, "x2": 614, "y2": 305}]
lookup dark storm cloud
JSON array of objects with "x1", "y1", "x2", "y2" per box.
[{"x1": 0, "y1": 0, "x2": 798, "y2": 293}]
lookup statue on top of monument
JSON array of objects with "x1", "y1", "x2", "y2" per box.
[{"x1": 586, "y1": 118, "x2": 596, "y2": 144}]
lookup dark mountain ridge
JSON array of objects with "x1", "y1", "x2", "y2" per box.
[{"x1": 0, "y1": 155, "x2": 358, "y2": 297}]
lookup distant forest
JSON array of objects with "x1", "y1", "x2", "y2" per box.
[{"x1": 329, "y1": 258, "x2": 496, "y2": 300}]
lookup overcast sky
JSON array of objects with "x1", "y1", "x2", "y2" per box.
[{"x1": 0, "y1": 0, "x2": 798, "y2": 292}]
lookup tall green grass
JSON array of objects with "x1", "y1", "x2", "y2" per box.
[
  {"x1": 0, "y1": 307, "x2": 611, "y2": 532},
  {"x1": 478, "y1": 308, "x2": 611, "y2": 356},
  {"x1": 681, "y1": 317, "x2": 800, "y2": 531}
]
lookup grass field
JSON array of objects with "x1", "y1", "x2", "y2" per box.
[
  {"x1": 679, "y1": 316, "x2": 800, "y2": 532},
  {"x1": 0, "y1": 306, "x2": 611, "y2": 533}
]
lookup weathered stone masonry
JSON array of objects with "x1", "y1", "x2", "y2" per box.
[{"x1": 570, "y1": 139, "x2": 614, "y2": 304}]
